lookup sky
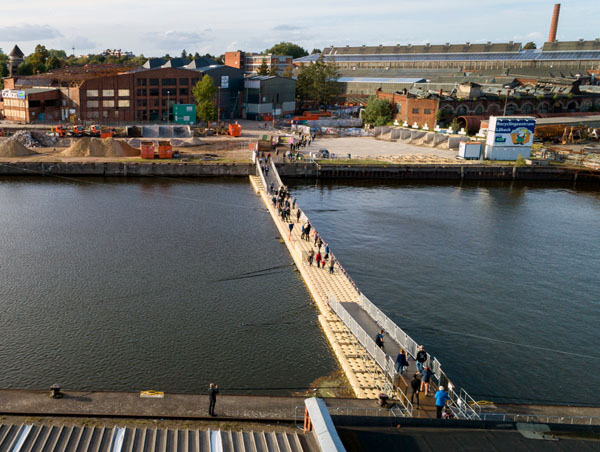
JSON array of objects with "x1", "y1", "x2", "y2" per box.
[{"x1": 0, "y1": 0, "x2": 597, "y2": 58}]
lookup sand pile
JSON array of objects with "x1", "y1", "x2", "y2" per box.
[
  {"x1": 0, "y1": 140, "x2": 39, "y2": 157},
  {"x1": 61, "y1": 138, "x2": 140, "y2": 157}
]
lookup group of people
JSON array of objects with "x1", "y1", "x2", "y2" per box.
[{"x1": 390, "y1": 345, "x2": 453, "y2": 418}]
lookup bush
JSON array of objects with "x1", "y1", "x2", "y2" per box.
[
  {"x1": 363, "y1": 96, "x2": 393, "y2": 126},
  {"x1": 515, "y1": 154, "x2": 526, "y2": 166}
]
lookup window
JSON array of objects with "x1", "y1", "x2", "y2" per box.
[
  {"x1": 137, "y1": 110, "x2": 148, "y2": 121},
  {"x1": 424, "y1": 109, "x2": 432, "y2": 114},
  {"x1": 149, "y1": 88, "x2": 159, "y2": 96},
  {"x1": 153, "y1": 99, "x2": 159, "y2": 106},
  {"x1": 118, "y1": 89, "x2": 130, "y2": 97},
  {"x1": 179, "y1": 78, "x2": 189, "y2": 85},
  {"x1": 149, "y1": 78, "x2": 159, "y2": 86},
  {"x1": 162, "y1": 78, "x2": 176, "y2": 86},
  {"x1": 136, "y1": 78, "x2": 147, "y2": 86},
  {"x1": 137, "y1": 99, "x2": 147, "y2": 107},
  {"x1": 87, "y1": 111, "x2": 99, "y2": 119},
  {"x1": 179, "y1": 88, "x2": 188, "y2": 96},
  {"x1": 103, "y1": 111, "x2": 108, "y2": 118},
  {"x1": 149, "y1": 109, "x2": 159, "y2": 121},
  {"x1": 28, "y1": 100, "x2": 41, "y2": 107},
  {"x1": 395, "y1": 103, "x2": 401, "y2": 114},
  {"x1": 86, "y1": 90, "x2": 98, "y2": 97},
  {"x1": 118, "y1": 100, "x2": 130, "y2": 107},
  {"x1": 102, "y1": 89, "x2": 114, "y2": 97},
  {"x1": 87, "y1": 100, "x2": 99, "y2": 108},
  {"x1": 136, "y1": 89, "x2": 147, "y2": 96},
  {"x1": 412, "y1": 108, "x2": 419, "y2": 114},
  {"x1": 103, "y1": 100, "x2": 115, "y2": 107}
]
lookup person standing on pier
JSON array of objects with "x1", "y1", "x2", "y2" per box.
[
  {"x1": 296, "y1": 208, "x2": 301, "y2": 223},
  {"x1": 329, "y1": 258, "x2": 336, "y2": 274},
  {"x1": 315, "y1": 251, "x2": 322, "y2": 268},
  {"x1": 410, "y1": 373, "x2": 421, "y2": 407},
  {"x1": 416, "y1": 346, "x2": 428, "y2": 374},
  {"x1": 308, "y1": 250, "x2": 314, "y2": 266},
  {"x1": 208, "y1": 383, "x2": 218, "y2": 417},
  {"x1": 434, "y1": 386, "x2": 450, "y2": 419},
  {"x1": 314, "y1": 232, "x2": 319, "y2": 246}
]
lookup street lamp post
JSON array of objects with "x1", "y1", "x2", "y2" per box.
[
  {"x1": 503, "y1": 89, "x2": 512, "y2": 116},
  {"x1": 166, "y1": 90, "x2": 170, "y2": 123}
]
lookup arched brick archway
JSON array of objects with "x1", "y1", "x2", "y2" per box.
[
  {"x1": 521, "y1": 103, "x2": 534, "y2": 114},
  {"x1": 487, "y1": 103, "x2": 501, "y2": 115},
  {"x1": 537, "y1": 102, "x2": 550, "y2": 113},
  {"x1": 456, "y1": 104, "x2": 468, "y2": 116}
]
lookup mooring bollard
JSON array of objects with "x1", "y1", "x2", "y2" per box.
[{"x1": 50, "y1": 383, "x2": 63, "y2": 399}]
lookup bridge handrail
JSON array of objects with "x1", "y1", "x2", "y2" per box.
[
  {"x1": 270, "y1": 158, "x2": 284, "y2": 190},
  {"x1": 479, "y1": 412, "x2": 600, "y2": 426},
  {"x1": 255, "y1": 158, "x2": 269, "y2": 191}
]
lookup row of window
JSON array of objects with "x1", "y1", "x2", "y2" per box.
[
  {"x1": 86, "y1": 100, "x2": 130, "y2": 108},
  {"x1": 86, "y1": 110, "x2": 120, "y2": 119},
  {"x1": 86, "y1": 89, "x2": 130, "y2": 97},
  {"x1": 135, "y1": 99, "x2": 183, "y2": 107},
  {"x1": 136, "y1": 88, "x2": 189, "y2": 96},
  {"x1": 136, "y1": 78, "x2": 198, "y2": 87}
]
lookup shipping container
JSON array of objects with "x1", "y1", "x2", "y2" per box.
[
  {"x1": 228, "y1": 123, "x2": 242, "y2": 137},
  {"x1": 158, "y1": 141, "x2": 173, "y2": 159},
  {"x1": 140, "y1": 141, "x2": 155, "y2": 159}
]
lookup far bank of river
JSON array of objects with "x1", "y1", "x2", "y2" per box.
[{"x1": 0, "y1": 160, "x2": 599, "y2": 181}]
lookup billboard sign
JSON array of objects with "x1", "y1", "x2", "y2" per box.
[
  {"x1": 1, "y1": 89, "x2": 26, "y2": 100},
  {"x1": 221, "y1": 75, "x2": 229, "y2": 89},
  {"x1": 486, "y1": 116, "x2": 536, "y2": 148}
]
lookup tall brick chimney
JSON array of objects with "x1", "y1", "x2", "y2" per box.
[{"x1": 548, "y1": 3, "x2": 560, "y2": 42}]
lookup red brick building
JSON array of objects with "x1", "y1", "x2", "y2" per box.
[
  {"x1": 3, "y1": 63, "x2": 244, "y2": 123},
  {"x1": 376, "y1": 90, "x2": 439, "y2": 128}
]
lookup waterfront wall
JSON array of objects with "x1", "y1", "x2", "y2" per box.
[
  {"x1": 0, "y1": 162, "x2": 254, "y2": 177},
  {"x1": 278, "y1": 163, "x2": 600, "y2": 182},
  {"x1": 0, "y1": 161, "x2": 598, "y2": 182}
]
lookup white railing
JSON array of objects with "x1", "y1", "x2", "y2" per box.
[
  {"x1": 328, "y1": 293, "x2": 413, "y2": 417},
  {"x1": 357, "y1": 292, "x2": 481, "y2": 419}
]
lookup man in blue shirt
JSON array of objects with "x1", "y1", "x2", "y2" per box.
[{"x1": 434, "y1": 386, "x2": 450, "y2": 419}]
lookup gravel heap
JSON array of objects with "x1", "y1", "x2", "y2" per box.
[{"x1": 10, "y1": 130, "x2": 59, "y2": 148}]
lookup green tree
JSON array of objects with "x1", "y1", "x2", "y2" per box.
[
  {"x1": 181, "y1": 49, "x2": 188, "y2": 58},
  {"x1": 265, "y1": 41, "x2": 308, "y2": 59},
  {"x1": 192, "y1": 75, "x2": 217, "y2": 123},
  {"x1": 523, "y1": 42, "x2": 537, "y2": 50},
  {"x1": 296, "y1": 55, "x2": 341, "y2": 105},
  {"x1": 25, "y1": 44, "x2": 50, "y2": 73},
  {"x1": 268, "y1": 65, "x2": 278, "y2": 76},
  {"x1": 46, "y1": 55, "x2": 62, "y2": 70},
  {"x1": 282, "y1": 64, "x2": 294, "y2": 78},
  {"x1": 0, "y1": 50, "x2": 9, "y2": 78},
  {"x1": 16, "y1": 61, "x2": 34, "y2": 75},
  {"x1": 311, "y1": 48, "x2": 321, "y2": 55},
  {"x1": 256, "y1": 59, "x2": 270, "y2": 75},
  {"x1": 363, "y1": 96, "x2": 393, "y2": 126}
]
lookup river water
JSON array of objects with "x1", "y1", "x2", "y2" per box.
[
  {"x1": 288, "y1": 180, "x2": 600, "y2": 406},
  {"x1": 1, "y1": 177, "x2": 599, "y2": 406},
  {"x1": 0, "y1": 177, "x2": 336, "y2": 394}
]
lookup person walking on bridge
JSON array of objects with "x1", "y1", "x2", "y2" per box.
[
  {"x1": 416, "y1": 346, "x2": 428, "y2": 374},
  {"x1": 329, "y1": 257, "x2": 336, "y2": 274},
  {"x1": 421, "y1": 366, "x2": 433, "y2": 396},
  {"x1": 375, "y1": 330, "x2": 384, "y2": 349},
  {"x1": 315, "y1": 251, "x2": 322, "y2": 268},
  {"x1": 395, "y1": 349, "x2": 409, "y2": 375},
  {"x1": 434, "y1": 386, "x2": 450, "y2": 419},
  {"x1": 208, "y1": 383, "x2": 218, "y2": 417},
  {"x1": 288, "y1": 222, "x2": 294, "y2": 240},
  {"x1": 296, "y1": 208, "x2": 301, "y2": 223},
  {"x1": 410, "y1": 373, "x2": 421, "y2": 407}
]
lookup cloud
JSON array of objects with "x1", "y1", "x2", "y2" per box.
[
  {"x1": 272, "y1": 24, "x2": 304, "y2": 31},
  {"x1": 0, "y1": 24, "x2": 62, "y2": 41},
  {"x1": 145, "y1": 30, "x2": 209, "y2": 50}
]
